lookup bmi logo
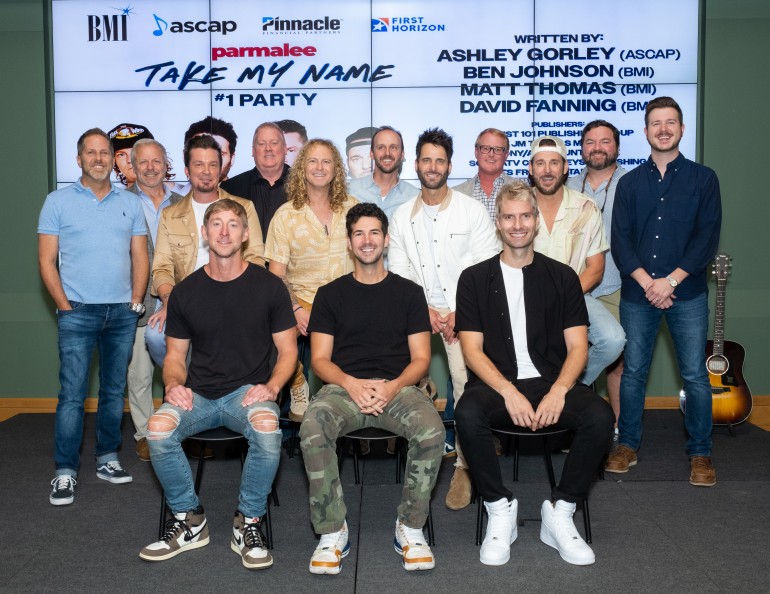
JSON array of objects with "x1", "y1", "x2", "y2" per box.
[
  {"x1": 371, "y1": 18, "x2": 389, "y2": 32},
  {"x1": 87, "y1": 14, "x2": 128, "y2": 41}
]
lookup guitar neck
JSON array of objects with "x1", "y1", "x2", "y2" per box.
[{"x1": 713, "y1": 276, "x2": 726, "y2": 356}]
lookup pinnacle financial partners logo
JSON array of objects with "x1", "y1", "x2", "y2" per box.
[
  {"x1": 261, "y1": 16, "x2": 342, "y2": 35},
  {"x1": 87, "y1": 6, "x2": 133, "y2": 41}
]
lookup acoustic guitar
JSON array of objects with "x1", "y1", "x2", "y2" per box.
[{"x1": 679, "y1": 254, "x2": 752, "y2": 427}]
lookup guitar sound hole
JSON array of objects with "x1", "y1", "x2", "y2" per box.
[{"x1": 707, "y1": 354, "x2": 729, "y2": 375}]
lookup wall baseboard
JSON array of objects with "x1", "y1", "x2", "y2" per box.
[{"x1": 4, "y1": 396, "x2": 767, "y2": 430}]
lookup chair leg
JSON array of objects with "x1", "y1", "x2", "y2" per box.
[
  {"x1": 193, "y1": 440, "x2": 207, "y2": 494},
  {"x1": 265, "y1": 490, "x2": 274, "y2": 550},
  {"x1": 425, "y1": 501, "x2": 435, "y2": 546},
  {"x1": 582, "y1": 499, "x2": 592, "y2": 544},
  {"x1": 158, "y1": 494, "x2": 168, "y2": 540},
  {"x1": 513, "y1": 435, "x2": 520, "y2": 481},
  {"x1": 476, "y1": 495, "x2": 485, "y2": 546},
  {"x1": 542, "y1": 436, "x2": 557, "y2": 489}
]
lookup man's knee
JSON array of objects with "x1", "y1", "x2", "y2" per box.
[
  {"x1": 248, "y1": 408, "x2": 279, "y2": 433},
  {"x1": 147, "y1": 409, "x2": 180, "y2": 439}
]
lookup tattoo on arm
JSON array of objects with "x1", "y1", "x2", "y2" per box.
[{"x1": 279, "y1": 274, "x2": 299, "y2": 307}]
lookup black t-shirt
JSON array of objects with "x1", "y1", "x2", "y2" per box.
[
  {"x1": 455, "y1": 252, "x2": 588, "y2": 385},
  {"x1": 220, "y1": 165, "x2": 289, "y2": 242},
  {"x1": 166, "y1": 263, "x2": 296, "y2": 399},
  {"x1": 308, "y1": 272, "x2": 430, "y2": 380}
]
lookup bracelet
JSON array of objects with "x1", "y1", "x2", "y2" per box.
[{"x1": 293, "y1": 306, "x2": 302, "y2": 312}]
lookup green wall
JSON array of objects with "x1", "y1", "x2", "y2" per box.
[{"x1": 1, "y1": 1, "x2": 768, "y2": 401}]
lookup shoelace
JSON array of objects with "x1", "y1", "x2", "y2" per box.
[
  {"x1": 51, "y1": 475, "x2": 76, "y2": 490},
  {"x1": 243, "y1": 521, "x2": 267, "y2": 549},
  {"x1": 485, "y1": 504, "x2": 513, "y2": 540},
  {"x1": 160, "y1": 517, "x2": 192, "y2": 542},
  {"x1": 399, "y1": 524, "x2": 427, "y2": 546},
  {"x1": 552, "y1": 509, "x2": 581, "y2": 542},
  {"x1": 103, "y1": 461, "x2": 124, "y2": 472},
  {"x1": 317, "y1": 529, "x2": 345, "y2": 550},
  {"x1": 291, "y1": 386, "x2": 308, "y2": 404}
]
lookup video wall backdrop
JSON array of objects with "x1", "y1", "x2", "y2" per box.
[{"x1": 52, "y1": 0, "x2": 700, "y2": 186}]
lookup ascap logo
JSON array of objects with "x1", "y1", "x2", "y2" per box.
[{"x1": 151, "y1": 14, "x2": 237, "y2": 36}]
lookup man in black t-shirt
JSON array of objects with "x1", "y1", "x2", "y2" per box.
[
  {"x1": 139, "y1": 199, "x2": 297, "y2": 570},
  {"x1": 300, "y1": 203, "x2": 445, "y2": 575},
  {"x1": 454, "y1": 181, "x2": 613, "y2": 567}
]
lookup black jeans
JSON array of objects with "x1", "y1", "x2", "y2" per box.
[{"x1": 455, "y1": 378, "x2": 613, "y2": 504}]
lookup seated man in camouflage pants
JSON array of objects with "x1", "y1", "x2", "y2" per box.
[{"x1": 300, "y1": 203, "x2": 445, "y2": 574}]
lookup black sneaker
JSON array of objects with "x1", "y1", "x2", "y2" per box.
[
  {"x1": 49, "y1": 474, "x2": 76, "y2": 506},
  {"x1": 96, "y1": 460, "x2": 133, "y2": 484},
  {"x1": 231, "y1": 511, "x2": 273, "y2": 569},
  {"x1": 140, "y1": 509, "x2": 210, "y2": 561}
]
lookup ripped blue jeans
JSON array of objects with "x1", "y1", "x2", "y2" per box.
[{"x1": 148, "y1": 386, "x2": 281, "y2": 518}]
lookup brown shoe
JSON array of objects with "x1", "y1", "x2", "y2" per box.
[
  {"x1": 445, "y1": 467, "x2": 472, "y2": 510},
  {"x1": 136, "y1": 437, "x2": 151, "y2": 462},
  {"x1": 605, "y1": 444, "x2": 637, "y2": 473},
  {"x1": 689, "y1": 456, "x2": 716, "y2": 487}
]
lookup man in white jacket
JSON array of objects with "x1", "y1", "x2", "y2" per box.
[{"x1": 389, "y1": 127, "x2": 500, "y2": 511}]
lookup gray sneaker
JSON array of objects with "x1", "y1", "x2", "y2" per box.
[
  {"x1": 140, "y1": 509, "x2": 210, "y2": 561},
  {"x1": 49, "y1": 474, "x2": 76, "y2": 506},
  {"x1": 231, "y1": 511, "x2": 273, "y2": 569},
  {"x1": 96, "y1": 460, "x2": 133, "y2": 484}
]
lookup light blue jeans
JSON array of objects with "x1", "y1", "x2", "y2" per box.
[
  {"x1": 148, "y1": 386, "x2": 282, "y2": 517},
  {"x1": 619, "y1": 294, "x2": 712, "y2": 456},
  {"x1": 582, "y1": 294, "x2": 626, "y2": 385}
]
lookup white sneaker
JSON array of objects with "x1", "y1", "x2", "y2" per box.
[
  {"x1": 309, "y1": 522, "x2": 350, "y2": 574},
  {"x1": 394, "y1": 520, "x2": 435, "y2": 571},
  {"x1": 480, "y1": 497, "x2": 518, "y2": 566},
  {"x1": 540, "y1": 500, "x2": 595, "y2": 565},
  {"x1": 139, "y1": 509, "x2": 209, "y2": 561},
  {"x1": 231, "y1": 511, "x2": 273, "y2": 569},
  {"x1": 289, "y1": 379, "x2": 310, "y2": 422}
]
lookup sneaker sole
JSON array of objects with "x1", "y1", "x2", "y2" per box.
[
  {"x1": 139, "y1": 536, "x2": 210, "y2": 562},
  {"x1": 604, "y1": 458, "x2": 637, "y2": 474},
  {"x1": 393, "y1": 541, "x2": 435, "y2": 571},
  {"x1": 540, "y1": 527, "x2": 595, "y2": 566},
  {"x1": 230, "y1": 540, "x2": 273, "y2": 569},
  {"x1": 309, "y1": 543, "x2": 350, "y2": 574},
  {"x1": 96, "y1": 473, "x2": 133, "y2": 484},
  {"x1": 479, "y1": 525, "x2": 518, "y2": 566},
  {"x1": 689, "y1": 478, "x2": 716, "y2": 487},
  {"x1": 49, "y1": 495, "x2": 74, "y2": 506}
]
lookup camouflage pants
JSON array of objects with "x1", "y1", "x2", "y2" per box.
[{"x1": 300, "y1": 383, "x2": 445, "y2": 534}]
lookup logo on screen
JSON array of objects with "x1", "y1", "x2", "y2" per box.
[
  {"x1": 149, "y1": 16, "x2": 237, "y2": 36},
  {"x1": 87, "y1": 14, "x2": 128, "y2": 42},
  {"x1": 371, "y1": 18, "x2": 389, "y2": 32},
  {"x1": 261, "y1": 16, "x2": 341, "y2": 35},
  {"x1": 374, "y1": 17, "x2": 445, "y2": 33}
]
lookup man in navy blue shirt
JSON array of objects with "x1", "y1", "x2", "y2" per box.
[{"x1": 608, "y1": 97, "x2": 721, "y2": 486}]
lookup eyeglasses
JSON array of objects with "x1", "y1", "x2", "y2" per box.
[{"x1": 476, "y1": 145, "x2": 507, "y2": 155}]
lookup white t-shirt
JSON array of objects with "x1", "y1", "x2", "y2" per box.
[
  {"x1": 191, "y1": 198, "x2": 211, "y2": 271},
  {"x1": 421, "y1": 202, "x2": 449, "y2": 309},
  {"x1": 500, "y1": 260, "x2": 539, "y2": 379}
]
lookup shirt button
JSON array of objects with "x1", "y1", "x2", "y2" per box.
[
  {"x1": 653, "y1": 255, "x2": 656, "y2": 258},
  {"x1": 658, "y1": 217, "x2": 661, "y2": 220}
]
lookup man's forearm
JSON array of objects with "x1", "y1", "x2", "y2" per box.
[{"x1": 552, "y1": 344, "x2": 588, "y2": 395}]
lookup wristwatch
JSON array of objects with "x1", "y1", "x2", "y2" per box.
[
  {"x1": 666, "y1": 276, "x2": 679, "y2": 288},
  {"x1": 130, "y1": 302, "x2": 146, "y2": 316}
]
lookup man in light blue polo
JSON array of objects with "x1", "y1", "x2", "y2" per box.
[
  {"x1": 38, "y1": 128, "x2": 149, "y2": 506},
  {"x1": 347, "y1": 125, "x2": 419, "y2": 222}
]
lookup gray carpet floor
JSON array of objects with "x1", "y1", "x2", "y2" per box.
[{"x1": 1, "y1": 410, "x2": 769, "y2": 593}]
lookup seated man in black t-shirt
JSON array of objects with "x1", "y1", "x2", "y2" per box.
[
  {"x1": 454, "y1": 181, "x2": 613, "y2": 567},
  {"x1": 139, "y1": 199, "x2": 297, "y2": 570},
  {"x1": 300, "y1": 203, "x2": 445, "y2": 574}
]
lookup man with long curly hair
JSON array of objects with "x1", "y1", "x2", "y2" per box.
[{"x1": 265, "y1": 139, "x2": 358, "y2": 421}]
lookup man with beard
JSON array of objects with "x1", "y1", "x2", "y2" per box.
[
  {"x1": 39, "y1": 128, "x2": 149, "y2": 505},
  {"x1": 608, "y1": 97, "x2": 721, "y2": 486},
  {"x1": 454, "y1": 180, "x2": 613, "y2": 566},
  {"x1": 529, "y1": 135, "x2": 625, "y2": 396},
  {"x1": 348, "y1": 125, "x2": 419, "y2": 221},
  {"x1": 566, "y1": 121, "x2": 627, "y2": 442},
  {"x1": 148, "y1": 135, "x2": 264, "y2": 367},
  {"x1": 453, "y1": 127, "x2": 516, "y2": 221},
  {"x1": 300, "y1": 202, "x2": 444, "y2": 574},
  {"x1": 389, "y1": 127, "x2": 500, "y2": 511},
  {"x1": 221, "y1": 122, "x2": 290, "y2": 242},
  {"x1": 174, "y1": 116, "x2": 238, "y2": 194}
]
